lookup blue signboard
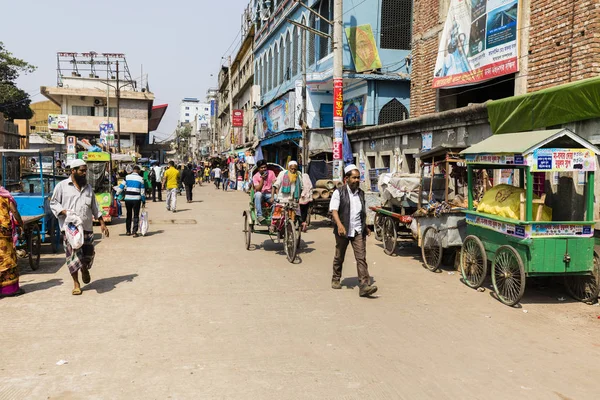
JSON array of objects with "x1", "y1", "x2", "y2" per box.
[{"x1": 537, "y1": 155, "x2": 553, "y2": 170}]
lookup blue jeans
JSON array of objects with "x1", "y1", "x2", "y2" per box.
[{"x1": 254, "y1": 192, "x2": 272, "y2": 217}]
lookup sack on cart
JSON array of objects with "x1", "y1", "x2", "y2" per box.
[{"x1": 139, "y1": 207, "x2": 149, "y2": 236}]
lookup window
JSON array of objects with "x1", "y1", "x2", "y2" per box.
[
  {"x1": 308, "y1": 14, "x2": 316, "y2": 66},
  {"x1": 292, "y1": 27, "x2": 299, "y2": 76},
  {"x1": 185, "y1": 106, "x2": 189, "y2": 110},
  {"x1": 318, "y1": 0, "x2": 331, "y2": 59},
  {"x1": 185, "y1": 113, "x2": 190, "y2": 116},
  {"x1": 279, "y1": 39, "x2": 285, "y2": 85},
  {"x1": 273, "y1": 45, "x2": 279, "y2": 89},
  {"x1": 380, "y1": 0, "x2": 412, "y2": 50},
  {"x1": 285, "y1": 32, "x2": 292, "y2": 81},
  {"x1": 103, "y1": 107, "x2": 117, "y2": 117},
  {"x1": 378, "y1": 99, "x2": 409, "y2": 124},
  {"x1": 72, "y1": 106, "x2": 94, "y2": 116},
  {"x1": 533, "y1": 172, "x2": 545, "y2": 197},
  {"x1": 382, "y1": 155, "x2": 391, "y2": 169}
]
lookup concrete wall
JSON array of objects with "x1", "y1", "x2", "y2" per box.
[{"x1": 61, "y1": 96, "x2": 148, "y2": 134}]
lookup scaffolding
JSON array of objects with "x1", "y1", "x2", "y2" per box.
[{"x1": 56, "y1": 51, "x2": 137, "y2": 90}]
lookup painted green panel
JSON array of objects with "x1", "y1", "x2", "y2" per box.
[{"x1": 565, "y1": 238, "x2": 594, "y2": 273}]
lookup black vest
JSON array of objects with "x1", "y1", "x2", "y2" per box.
[{"x1": 333, "y1": 185, "x2": 367, "y2": 236}]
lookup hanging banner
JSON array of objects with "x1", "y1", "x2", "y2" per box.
[
  {"x1": 345, "y1": 24, "x2": 382, "y2": 73},
  {"x1": 256, "y1": 93, "x2": 296, "y2": 139},
  {"x1": 531, "y1": 148, "x2": 596, "y2": 172},
  {"x1": 333, "y1": 79, "x2": 343, "y2": 121},
  {"x1": 99, "y1": 123, "x2": 115, "y2": 147},
  {"x1": 232, "y1": 109, "x2": 244, "y2": 127},
  {"x1": 433, "y1": 0, "x2": 519, "y2": 88},
  {"x1": 343, "y1": 95, "x2": 366, "y2": 127}
]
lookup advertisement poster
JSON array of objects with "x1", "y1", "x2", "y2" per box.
[
  {"x1": 99, "y1": 123, "x2": 115, "y2": 147},
  {"x1": 433, "y1": 0, "x2": 519, "y2": 88},
  {"x1": 531, "y1": 148, "x2": 596, "y2": 172},
  {"x1": 530, "y1": 223, "x2": 592, "y2": 238},
  {"x1": 48, "y1": 114, "x2": 68, "y2": 130},
  {"x1": 422, "y1": 132, "x2": 433, "y2": 150},
  {"x1": 333, "y1": 139, "x2": 343, "y2": 161},
  {"x1": 466, "y1": 153, "x2": 525, "y2": 165},
  {"x1": 345, "y1": 24, "x2": 382, "y2": 73},
  {"x1": 466, "y1": 214, "x2": 526, "y2": 238},
  {"x1": 255, "y1": 93, "x2": 295, "y2": 139},
  {"x1": 343, "y1": 95, "x2": 366, "y2": 127},
  {"x1": 232, "y1": 109, "x2": 244, "y2": 127},
  {"x1": 333, "y1": 79, "x2": 343, "y2": 120},
  {"x1": 66, "y1": 136, "x2": 76, "y2": 154}
]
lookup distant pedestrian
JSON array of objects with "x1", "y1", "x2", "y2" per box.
[
  {"x1": 213, "y1": 165, "x2": 222, "y2": 189},
  {"x1": 50, "y1": 159, "x2": 110, "y2": 296},
  {"x1": 177, "y1": 165, "x2": 183, "y2": 195},
  {"x1": 162, "y1": 161, "x2": 180, "y2": 213},
  {"x1": 151, "y1": 162, "x2": 163, "y2": 202},
  {"x1": 222, "y1": 168, "x2": 230, "y2": 191},
  {"x1": 181, "y1": 163, "x2": 196, "y2": 203},
  {"x1": 329, "y1": 164, "x2": 377, "y2": 297},
  {"x1": 116, "y1": 165, "x2": 146, "y2": 237}
]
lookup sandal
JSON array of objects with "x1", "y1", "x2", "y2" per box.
[
  {"x1": 72, "y1": 288, "x2": 82, "y2": 295},
  {"x1": 82, "y1": 268, "x2": 91, "y2": 284}
]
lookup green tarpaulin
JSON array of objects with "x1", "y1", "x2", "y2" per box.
[{"x1": 488, "y1": 76, "x2": 600, "y2": 134}]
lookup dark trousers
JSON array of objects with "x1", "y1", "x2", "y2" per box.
[
  {"x1": 300, "y1": 203, "x2": 310, "y2": 223},
  {"x1": 214, "y1": 177, "x2": 221, "y2": 189},
  {"x1": 125, "y1": 200, "x2": 142, "y2": 234},
  {"x1": 222, "y1": 178, "x2": 229, "y2": 191},
  {"x1": 152, "y1": 181, "x2": 162, "y2": 201},
  {"x1": 332, "y1": 232, "x2": 370, "y2": 287},
  {"x1": 185, "y1": 184, "x2": 193, "y2": 201}
]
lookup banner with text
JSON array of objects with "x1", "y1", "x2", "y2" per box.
[
  {"x1": 433, "y1": 0, "x2": 519, "y2": 88},
  {"x1": 531, "y1": 148, "x2": 596, "y2": 172}
]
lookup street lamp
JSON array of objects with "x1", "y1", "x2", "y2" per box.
[{"x1": 99, "y1": 60, "x2": 130, "y2": 152}]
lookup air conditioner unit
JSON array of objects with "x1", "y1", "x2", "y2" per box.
[{"x1": 93, "y1": 98, "x2": 105, "y2": 106}]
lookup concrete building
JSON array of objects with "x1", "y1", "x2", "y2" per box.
[
  {"x1": 252, "y1": 0, "x2": 412, "y2": 164},
  {"x1": 179, "y1": 98, "x2": 205, "y2": 126}
]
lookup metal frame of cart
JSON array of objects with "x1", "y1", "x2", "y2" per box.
[
  {"x1": 373, "y1": 146, "x2": 468, "y2": 272},
  {"x1": 459, "y1": 128, "x2": 600, "y2": 306}
]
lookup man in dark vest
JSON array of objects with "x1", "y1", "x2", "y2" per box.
[{"x1": 329, "y1": 164, "x2": 378, "y2": 297}]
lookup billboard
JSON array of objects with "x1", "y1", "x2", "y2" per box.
[
  {"x1": 256, "y1": 93, "x2": 296, "y2": 139},
  {"x1": 232, "y1": 109, "x2": 244, "y2": 127},
  {"x1": 99, "y1": 123, "x2": 115, "y2": 147},
  {"x1": 48, "y1": 114, "x2": 68, "y2": 130},
  {"x1": 433, "y1": 0, "x2": 519, "y2": 88},
  {"x1": 345, "y1": 24, "x2": 382, "y2": 73},
  {"x1": 343, "y1": 95, "x2": 366, "y2": 127}
]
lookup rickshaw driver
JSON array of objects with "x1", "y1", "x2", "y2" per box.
[{"x1": 252, "y1": 159, "x2": 276, "y2": 224}]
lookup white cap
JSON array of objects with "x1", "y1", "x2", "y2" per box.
[
  {"x1": 344, "y1": 164, "x2": 358, "y2": 174},
  {"x1": 288, "y1": 161, "x2": 298, "y2": 167},
  {"x1": 70, "y1": 159, "x2": 86, "y2": 169}
]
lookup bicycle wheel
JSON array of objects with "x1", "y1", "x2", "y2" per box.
[
  {"x1": 421, "y1": 226, "x2": 443, "y2": 272},
  {"x1": 383, "y1": 217, "x2": 397, "y2": 256},
  {"x1": 284, "y1": 218, "x2": 297, "y2": 263},
  {"x1": 28, "y1": 224, "x2": 41, "y2": 271},
  {"x1": 374, "y1": 213, "x2": 384, "y2": 242},
  {"x1": 243, "y1": 212, "x2": 252, "y2": 250}
]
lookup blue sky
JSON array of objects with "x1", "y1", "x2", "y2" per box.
[{"x1": 1, "y1": 0, "x2": 250, "y2": 140}]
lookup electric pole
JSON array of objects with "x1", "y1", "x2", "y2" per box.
[
  {"x1": 332, "y1": 0, "x2": 343, "y2": 181},
  {"x1": 116, "y1": 61, "x2": 121, "y2": 153},
  {"x1": 301, "y1": 26, "x2": 308, "y2": 173},
  {"x1": 228, "y1": 56, "x2": 234, "y2": 153}
]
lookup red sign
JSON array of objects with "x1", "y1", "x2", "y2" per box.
[
  {"x1": 333, "y1": 139, "x2": 343, "y2": 160},
  {"x1": 432, "y1": 57, "x2": 518, "y2": 88},
  {"x1": 232, "y1": 109, "x2": 244, "y2": 127},
  {"x1": 333, "y1": 78, "x2": 343, "y2": 120}
]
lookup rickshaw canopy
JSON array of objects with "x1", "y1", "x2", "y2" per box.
[{"x1": 0, "y1": 148, "x2": 56, "y2": 157}]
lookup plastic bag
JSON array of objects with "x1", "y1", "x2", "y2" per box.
[
  {"x1": 64, "y1": 213, "x2": 84, "y2": 250},
  {"x1": 476, "y1": 184, "x2": 552, "y2": 221},
  {"x1": 139, "y1": 207, "x2": 149, "y2": 236}
]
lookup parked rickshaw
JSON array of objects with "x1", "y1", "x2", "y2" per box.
[
  {"x1": 1, "y1": 149, "x2": 62, "y2": 269},
  {"x1": 242, "y1": 163, "x2": 303, "y2": 263},
  {"x1": 372, "y1": 146, "x2": 468, "y2": 272},
  {"x1": 459, "y1": 128, "x2": 600, "y2": 306}
]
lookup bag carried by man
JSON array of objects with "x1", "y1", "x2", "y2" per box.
[{"x1": 139, "y1": 206, "x2": 149, "y2": 236}]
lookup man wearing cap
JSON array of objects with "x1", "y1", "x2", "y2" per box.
[
  {"x1": 329, "y1": 164, "x2": 378, "y2": 297},
  {"x1": 50, "y1": 159, "x2": 110, "y2": 295}
]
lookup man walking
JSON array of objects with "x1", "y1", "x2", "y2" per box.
[
  {"x1": 162, "y1": 161, "x2": 180, "y2": 213},
  {"x1": 151, "y1": 162, "x2": 163, "y2": 202},
  {"x1": 329, "y1": 164, "x2": 378, "y2": 297},
  {"x1": 181, "y1": 163, "x2": 195, "y2": 203},
  {"x1": 116, "y1": 165, "x2": 146, "y2": 237},
  {"x1": 50, "y1": 159, "x2": 109, "y2": 295},
  {"x1": 213, "y1": 165, "x2": 222, "y2": 189}
]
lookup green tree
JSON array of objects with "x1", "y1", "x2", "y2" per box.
[{"x1": 0, "y1": 42, "x2": 36, "y2": 120}]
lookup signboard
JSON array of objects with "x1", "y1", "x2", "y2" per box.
[
  {"x1": 232, "y1": 109, "x2": 244, "y2": 127},
  {"x1": 210, "y1": 99, "x2": 216, "y2": 117},
  {"x1": 531, "y1": 149, "x2": 596, "y2": 172},
  {"x1": 198, "y1": 108, "x2": 210, "y2": 128},
  {"x1": 466, "y1": 214, "x2": 526, "y2": 239},
  {"x1": 421, "y1": 132, "x2": 432, "y2": 150},
  {"x1": 333, "y1": 139, "x2": 343, "y2": 160},
  {"x1": 80, "y1": 152, "x2": 111, "y2": 162},
  {"x1": 466, "y1": 153, "x2": 526, "y2": 165},
  {"x1": 530, "y1": 223, "x2": 593, "y2": 238},
  {"x1": 66, "y1": 136, "x2": 76, "y2": 154},
  {"x1": 256, "y1": 93, "x2": 296, "y2": 139},
  {"x1": 345, "y1": 24, "x2": 382, "y2": 73},
  {"x1": 433, "y1": 0, "x2": 519, "y2": 88},
  {"x1": 48, "y1": 114, "x2": 68, "y2": 130},
  {"x1": 466, "y1": 214, "x2": 594, "y2": 238},
  {"x1": 333, "y1": 78, "x2": 343, "y2": 121},
  {"x1": 344, "y1": 95, "x2": 366, "y2": 127},
  {"x1": 99, "y1": 123, "x2": 115, "y2": 147}
]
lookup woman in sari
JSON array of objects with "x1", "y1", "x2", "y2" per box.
[{"x1": 0, "y1": 186, "x2": 23, "y2": 297}]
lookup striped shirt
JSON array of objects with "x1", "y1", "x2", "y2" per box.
[{"x1": 118, "y1": 172, "x2": 146, "y2": 201}]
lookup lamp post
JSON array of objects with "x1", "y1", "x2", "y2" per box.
[{"x1": 100, "y1": 61, "x2": 131, "y2": 152}]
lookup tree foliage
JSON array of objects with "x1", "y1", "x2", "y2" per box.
[{"x1": 0, "y1": 42, "x2": 36, "y2": 120}]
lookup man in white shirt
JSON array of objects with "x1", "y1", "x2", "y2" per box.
[
  {"x1": 213, "y1": 166, "x2": 222, "y2": 189},
  {"x1": 329, "y1": 164, "x2": 377, "y2": 297},
  {"x1": 151, "y1": 162, "x2": 164, "y2": 202}
]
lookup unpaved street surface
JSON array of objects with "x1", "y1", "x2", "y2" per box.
[{"x1": 1, "y1": 185, "x2": 599, "y2": 399}]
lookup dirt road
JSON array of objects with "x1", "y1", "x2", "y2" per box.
[{"x1": 1, "y1": 185, "x2": 599, "y2": 399}]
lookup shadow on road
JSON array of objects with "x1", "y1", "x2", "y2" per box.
[
  {"x1": 84, "y1": 273, "x2": 138, "y2": 294},
  {"x1": 142, "y1": 229, "x2": 165, "y2": 237},
  {"x1": 20, "y1": 278, "x2": 64, "y2": 293}
]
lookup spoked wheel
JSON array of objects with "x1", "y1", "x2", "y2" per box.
[
  {"x1": 564, "y1": 252, "x2": 600, "y2": 303},
  {"x1": 243, "y1": 212, "x2": 252, "y2": 250},
  {"x1": 492, "y1": 245, "x2": 526, "y2": 306},
  {"x1": 296, "y1": 221, "x2": 302, "y2": 251},
  {"x1": 374, "y1": 213, "x2": 384, "y2": 242},
  {"x1": 284, "y1": 218, "x2": 297, "y2": 263},
  {"x1": 383, "y1": 217, "x2": 397, "y2": 256},
  {"x1": 460, "y1": 235, "x2": 488, "y2": 288},
  {"x1": 28, "y1": 224, "x2": 41, "y2": 271},
  {"x1": 421, "y1": 226, "x2": 443, "y2": 272}
]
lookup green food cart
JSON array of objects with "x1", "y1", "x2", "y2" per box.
[
  {"x1": 77, "y1": 151, "x2": 113, "y2": 223},
  {"x1": 459, "y1": 128, "x2": 600, "y2": 306}
]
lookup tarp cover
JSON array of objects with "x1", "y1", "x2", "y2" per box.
[{"x1": 488, "y1": 76, "x2": 600, "y2": 134}]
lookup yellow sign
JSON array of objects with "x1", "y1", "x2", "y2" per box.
[
  {"x1": 80, "y1": 152, "x2": 111, "y2": 162},
  {"x1": 345, "y1": 24, "x2": 382, "y2": 73}
]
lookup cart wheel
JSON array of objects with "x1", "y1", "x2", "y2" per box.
[
  {"x1": 374, "y1": 213, "x2": 384, "y2": 242},
  {"x1": 421, "y1": 226, "x2": 443, "y2": 272},
  {"x1": 564, "y1": 252, "x2": 600, "y2": 303},
  {"x1": 460, "y1": 235, "x2": 488, "y2": 288},
  {"x1": 492, "y1": 245, "x2": 526, "y2": 306},
  {"x1": 383, "y1": 217, "x2": 397, "y2": 256},
  {"x1": 28, "y1": 224, "x2": 41, "y2": 271},
  {"x1": 243, "y1": 212, "x2": 252, "y2": 250},
  {"x1": 284, "y1": 218, "x2": 297, "y2": 263}
]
